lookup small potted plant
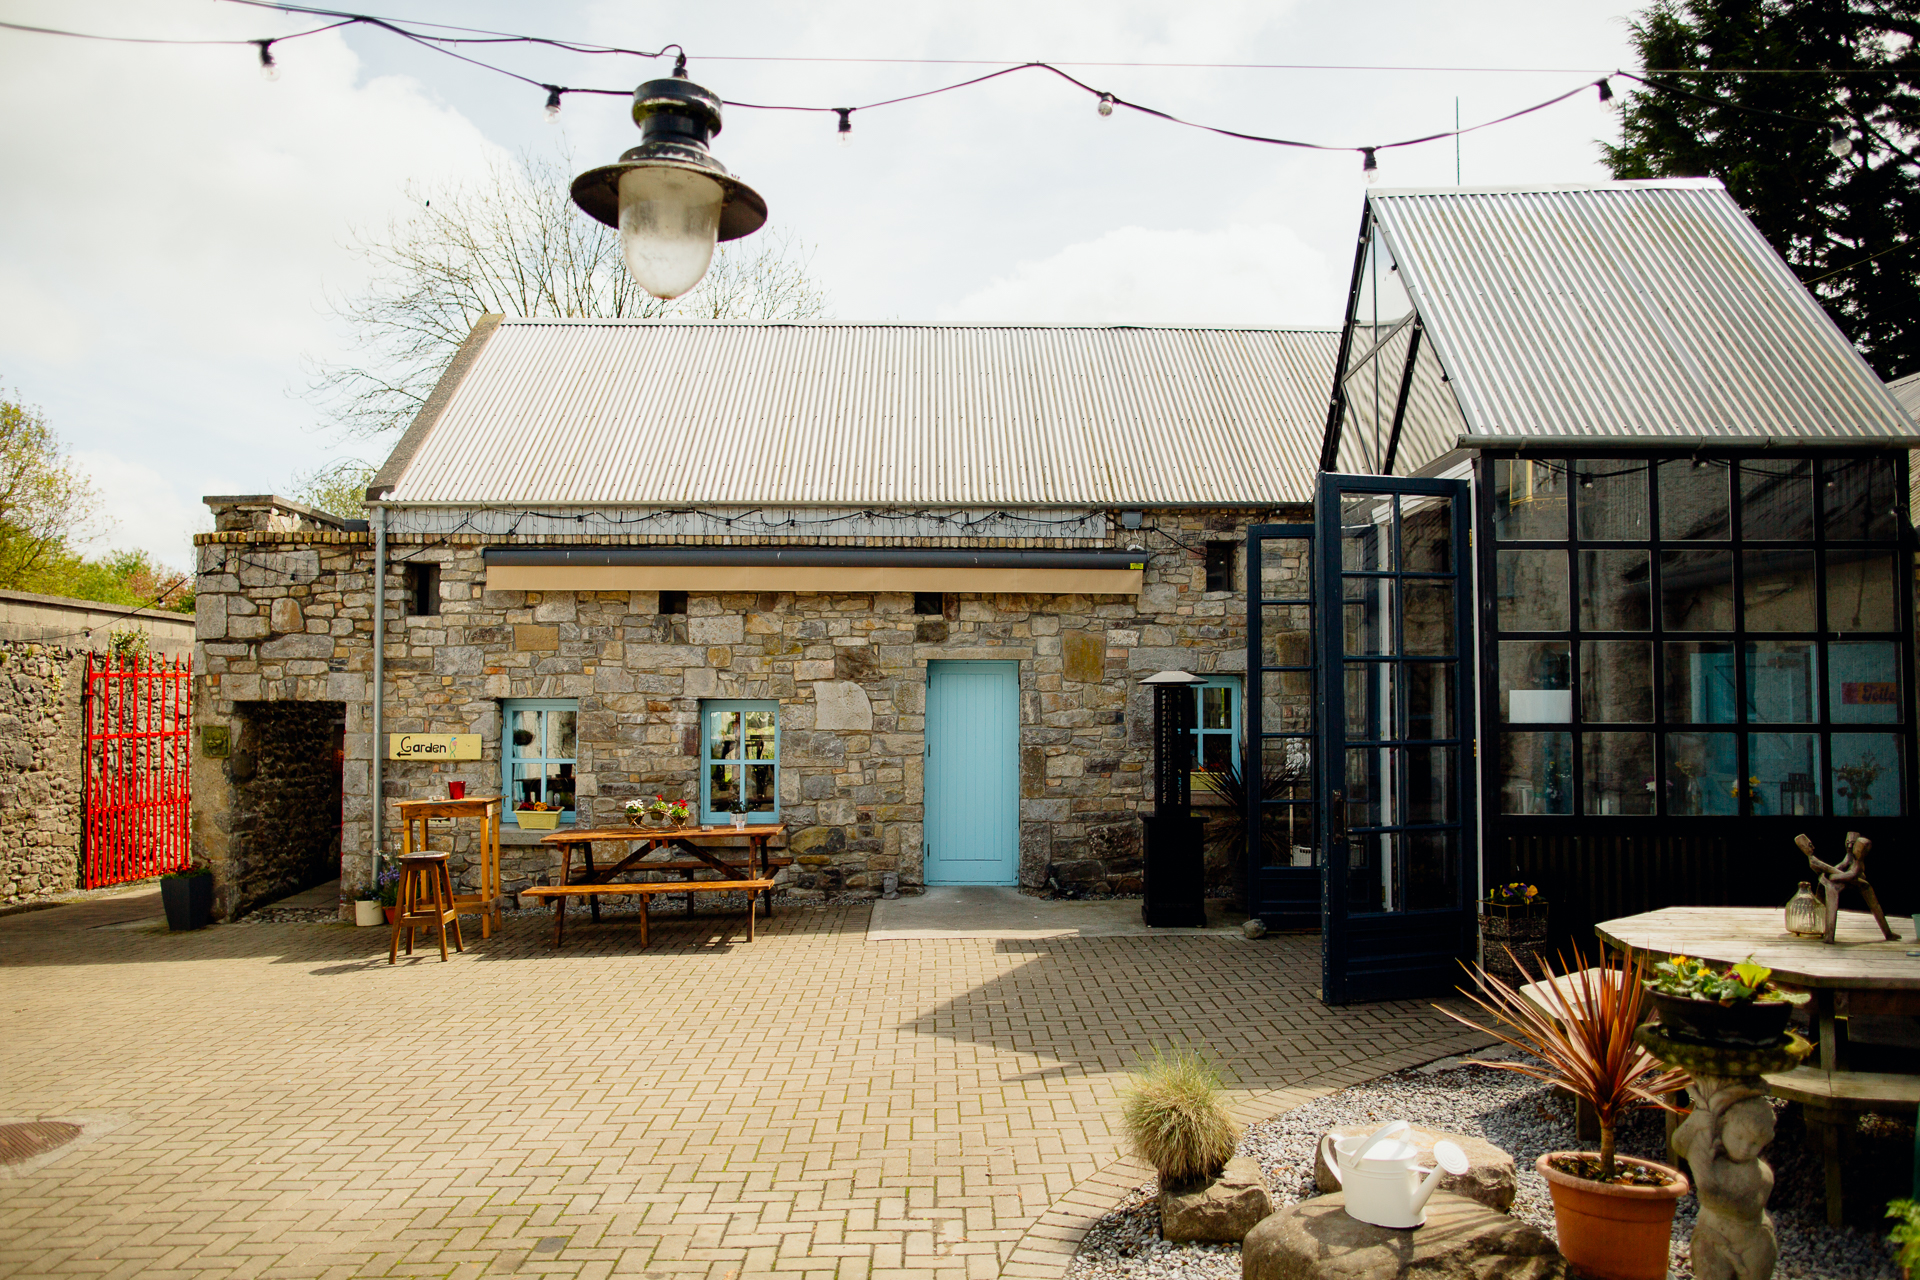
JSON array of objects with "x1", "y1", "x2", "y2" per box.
[
  {"x1": 160, "y1": 865, "x2": 214, "y2": 931},
  {"x1": 375, "y1": 864, "x2": 402, "y2": 924},
  {"x1": 1439, "y1": 943, "x2": 1690, "y2": 1280},
  {"x1": 645, "y1": 795, "x2": 692, "y2": 829},
  {"x1": 352, "y1": 885, "x2": 383, "y2": 927},
  {"x1": 512, "y1": 799, "x2": 562, "y2": 830},
  {"x1": 729, "y1": 794, "x2": 750, "y2": 830},
  {"x1": 1643, "y1": 955, "x2": 1809, "y2": 1047},
  {"x1": 624, "y1": 799, "x2": 648, "y2": 828}
]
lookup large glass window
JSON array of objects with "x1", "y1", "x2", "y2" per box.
[
  {"x1": 503, "y1": 699, "x2": 578, "y2": 820},
  {"x1": 700, "y1": 700, "x2": 780, "y2": 823},
  {"x1": 1489, "y1": 452, "x2": 1910, "y2": 818}
]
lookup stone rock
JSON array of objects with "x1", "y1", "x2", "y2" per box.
[
  {"x1": 813, "y1": 680, "x2": 873, "y2": 731},
  {"x1": 1160, "y1": 1156, "x2": 1273, "y2": 1244},
  {"x1": 1062, "y1": 630, "x2": 1106, "y2": 683},
  {"x1": 1314, "y1": 1127, "x2": 1516, "y2": 1213},
  {"x1": 1242, "y1": 918, "x2": 1268, "y2": 939},
  {"x1": 1242, "y1": 1192, "x2": 1564, "y2": 1280}
]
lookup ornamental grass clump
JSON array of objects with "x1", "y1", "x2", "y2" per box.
[{"x1": 1119, "y1": 1047, "x2": 1238, "y2": 1188}]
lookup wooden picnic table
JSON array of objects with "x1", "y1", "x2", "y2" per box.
[
  {"x1": 1597, "y1": 905, "x2": 1920, "y2": 1224},
  {"x1": 525, "y1": 823, "x2": 788, "y2": 948}
]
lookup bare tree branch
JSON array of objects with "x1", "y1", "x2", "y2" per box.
[{"x1": 308, "y1": 152, "x2": 831, "y2": 441}]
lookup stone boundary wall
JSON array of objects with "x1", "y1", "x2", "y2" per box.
[
  {"x1": 0, "y1": 641, "x2": 88, "y2": 905},
  {"x1": 193, "y1": 504, "x2": 1306, "y2": 914}
]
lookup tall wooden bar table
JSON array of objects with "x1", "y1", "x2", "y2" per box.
[{"x1": 395, "y1": 796, "x2": 504, "y2": 939}]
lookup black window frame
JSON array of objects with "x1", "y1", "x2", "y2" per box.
[
  {"x1": 405, "y1": 562, "x2": 440, "y2": 617},
  {"x1": 1476, "y1": 449, "x2": 1914, "y2": 822}
]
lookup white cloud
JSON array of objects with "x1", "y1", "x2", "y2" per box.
[{"x1": 938, "y1": 224, "x2": 1340, "y2": 326}]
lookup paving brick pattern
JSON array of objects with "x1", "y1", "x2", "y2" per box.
[{"x1": 0, "y1": 890, "x2": 1486, "y2": 1279}]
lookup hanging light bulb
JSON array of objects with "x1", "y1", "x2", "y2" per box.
[
  {"x1": 1362, "y1": 148, "x2": 1379, "y2": 185},
  {"x1": 543, "y1": 87, "x2": 563, "y2": 123},
  {"x1": 836, "y1": 108, "x2": 852, "y2": 147},
  {"x1": 1596, "y1": 78, "x2": 1614, "y2": 104},
  {"x1": 255, "y1": 40, "x2": 278, "y2": 82},
  {"x1": 1829, "y1": 121, "x2": 1854, "y2": 158},
  {"x1": 1097, "y1": 93, "x2": 1116, "y2": 118},
  {"x1": 570, "y1": 60, "x2": 768, "y2": 300}
]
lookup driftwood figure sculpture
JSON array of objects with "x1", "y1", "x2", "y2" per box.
[{"x1": 1792, "y1": 831, "x2": 1898, "y2": 944}]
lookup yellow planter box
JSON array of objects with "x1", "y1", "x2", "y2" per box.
[{"x1": 511, "y1": 810, "x2": 562, "y2": 830}]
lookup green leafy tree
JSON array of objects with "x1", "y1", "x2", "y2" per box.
[
  {"x1": 55, "y1": 549, "x2": 194, "y2": 614},
  {"x1": 290, "y1": 459, "x2": 377, "y2": 522},
  {"x1": 1604, "y1": 0, "x2": 1920, "y2": 377},
  {"x1": 0, "y1": 389, "x2": 100, "y2": 590}
]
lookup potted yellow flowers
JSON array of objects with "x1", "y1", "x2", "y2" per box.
[{"x1": 1482, "y1": 881, "x2": 1546, "y2": 986}]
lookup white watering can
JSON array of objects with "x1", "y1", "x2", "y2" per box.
[{"x1": 1318, "y1": 1121, "x2": 1470, "y2": 1229}]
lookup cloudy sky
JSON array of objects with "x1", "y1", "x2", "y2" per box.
[{"x1": 0, "y1": 0, "x2": 1645, "y2": 568}]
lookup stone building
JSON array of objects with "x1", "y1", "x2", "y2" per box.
[
  {"x1": 190, "y1": 322, "x2": 1338, "y2": 920},
  {"x1": 0, "y1": 592, "x2": 194, "y2": 905}
]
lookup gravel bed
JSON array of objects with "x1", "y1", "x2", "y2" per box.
[{"x1": 1069, "y1": 1050, "x2": 1907, "y2": 1280}]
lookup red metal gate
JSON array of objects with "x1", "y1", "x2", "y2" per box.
[{"x1": 82, "y1": 653, "x2": 192, "y2": 888}]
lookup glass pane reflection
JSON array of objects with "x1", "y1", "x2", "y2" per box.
[
  {"x1": 1497, "y1": 551, "x2": 1569, "y2": 632},
  {"x1": 1580, "y1": 641, "x2": 1653, "y2": 722},
  {"x1": 1667, "y1": 732, "x2": 1737, "y2": 816},
  {"x1": 1821, "y1": 457, "x2": 1900, "y2": 541},
  {"x1": 1405, "y1": 830, "x2": 1457, "y2": 911},
  {"x1": 1828, "y1": 641, "x2": 1899, "y2": 723},
  {"x1": 1404, "y1": 663, "x2": 1455, "y2": 739},
  {"x1": 1657, "y1": 459, "x2": 1731, "y2": 540},
  {"x1": 1574, "y1": 459, "x2": 1649, "y2": 540},
  {"x1": 1747, "y1": 733, "x2": 1819, "y2": 817},
  {"x1": 1742, "y1": 550, "x2": 1817, "y2": 631},
  {"x1": 1743, "y1": 641, "x2": 1815, "y2": 723},
  {"x1": 1741, "y1": 459, "x2": 1813, "y2": 540},
  {"x1": 1578, "y1": 550, "x2": 1650, "y2": 631},
  {"x1": 1500, "y1": 732, "x2": 1573, "y2": 814},
  {"x1": 1492, "y1": 459, "x2": 1567, "y2": 540},
  {"x1": 1402, "y1": 582, "x2": 1455, "y2": 655},
  {"x1": 1824, "y1": 550, "x2": 1898, "y2": 632},
  {"x1": 1832, "y1": 734, "x2": 1902, "y2": 816},
  {"x1": 1500, "y1": 641, "x2": 1571, "y2": 723},
  {"x1": 1664, "y1": 642, "x2": 1736, "y2": 723},
  {"x1": 1582, "y1": 732, "x2": 1655, "y2": 814},
  {"x1": 1659, "y1": 550, "x2": 1734, "y2": 631}
]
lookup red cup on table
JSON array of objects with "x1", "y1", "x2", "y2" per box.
[{"x1": 448, "y1": 781, "x2": 466, "y2": 799}]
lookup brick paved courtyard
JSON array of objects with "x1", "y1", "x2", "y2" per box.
[{"x1": 0, "y1": 889, "x2": 1486, "y2": 1279}]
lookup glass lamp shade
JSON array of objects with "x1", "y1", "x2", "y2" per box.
[{"x1": 617, "y1": 166, "x2": 725, "y2": 300}]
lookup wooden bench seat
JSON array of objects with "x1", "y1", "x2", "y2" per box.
[
  {"x1": 1762, "y1": 1066, "x2": 1920, "y2": 1224},
  {"x1": 519, "y1": 877, "x2": 777, "y2": 947}
]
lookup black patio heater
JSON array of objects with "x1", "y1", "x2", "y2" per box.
[{"x1": 1139, "y1": 670, "x2": 1207, "y2": 928}]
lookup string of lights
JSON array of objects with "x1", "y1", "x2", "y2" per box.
[{"x1": 0, "y1": 7, "x2": 1633, "y2": 178}]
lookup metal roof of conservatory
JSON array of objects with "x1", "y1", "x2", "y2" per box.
[
  {"x1": 1327, "y1": 178, "x2": 1919, "y2": 476},
  {"x1": 375, "y1": 319, "x2": 1339, "y2": 507}
]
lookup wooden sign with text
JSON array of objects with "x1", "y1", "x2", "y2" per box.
[{"x1": 388, "y1": 733, "x2": 483, "y2": 760}]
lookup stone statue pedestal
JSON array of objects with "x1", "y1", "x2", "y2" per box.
[{"x1": 1635, "y1": 1025, "x2": 1811, "y2": 1280}]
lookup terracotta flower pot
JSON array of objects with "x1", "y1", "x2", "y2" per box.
[
  {"x1": 383, "y1": 906, "x2": 397, "y2": 926},
  {"x1": 1536, "y1": 1152, "x2": 1688, "y2": 1280}
]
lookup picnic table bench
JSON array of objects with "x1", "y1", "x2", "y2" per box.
[{"x1": 518, "y1": 823, "x2": 787, "y2": 948}]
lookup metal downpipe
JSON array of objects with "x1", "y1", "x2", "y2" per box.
[{"x1": 371, "y1": 503, "x2": 387, "y2": 884}]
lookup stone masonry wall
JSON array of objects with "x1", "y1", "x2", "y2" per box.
[
  {"x1": 0, "y1": 642, "x2": 86, "y2": 905},
  {"x1": 224, "y1": 701, "x2": 344, "y2": 918},
  {"x1": 193, "y1": 507, "x2": 1305, "y2": 914}
]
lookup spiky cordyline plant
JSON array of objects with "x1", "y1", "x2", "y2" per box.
[{"x1": 1436, "y1": 941, "x2": 1688, "y2": 1180}]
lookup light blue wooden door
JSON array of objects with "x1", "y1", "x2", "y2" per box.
[{"x1": 924, "y1": 661, "x2": 1019, "y2": 885}]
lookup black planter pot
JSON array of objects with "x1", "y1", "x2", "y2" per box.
[
  {"x1": 1140, "y1": 814, "x2": 1207, "y2": 928},
  {"x1": 161, "y1": 872, "x2": 213, "y2": 931},
  {"x1": 1646, "y1": 988, "x2": 1795, "y2": 1048}
]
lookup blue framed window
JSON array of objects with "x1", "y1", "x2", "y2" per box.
[
  {"x1": 700, "y1": 700, "x2": 779, "y2": 823},
  {"x1": 503, "y1": 699, "x2": 577, "y2": 820},
  {"x1": 1190, "y1": 678, "x2": 1242, "y2": 775}
]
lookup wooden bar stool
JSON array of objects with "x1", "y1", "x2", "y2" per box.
[{"x1": 388, "y1": 852, "x2": 463, "y2": 963}]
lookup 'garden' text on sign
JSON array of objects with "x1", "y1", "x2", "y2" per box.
[{"x1": 388, "y1": 734, "x2": 483, "y2": 760}]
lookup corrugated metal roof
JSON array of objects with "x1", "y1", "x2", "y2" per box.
[
  {"x1": 382, "y1": 322, "x2": 1338, "y2": 506},
  {"x1": 1365, "y1": 179, "x2": 1918, "y2": 447},
  {"x1": 1891, "y1": 371, "x2": 1920, "y2": 420}
]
